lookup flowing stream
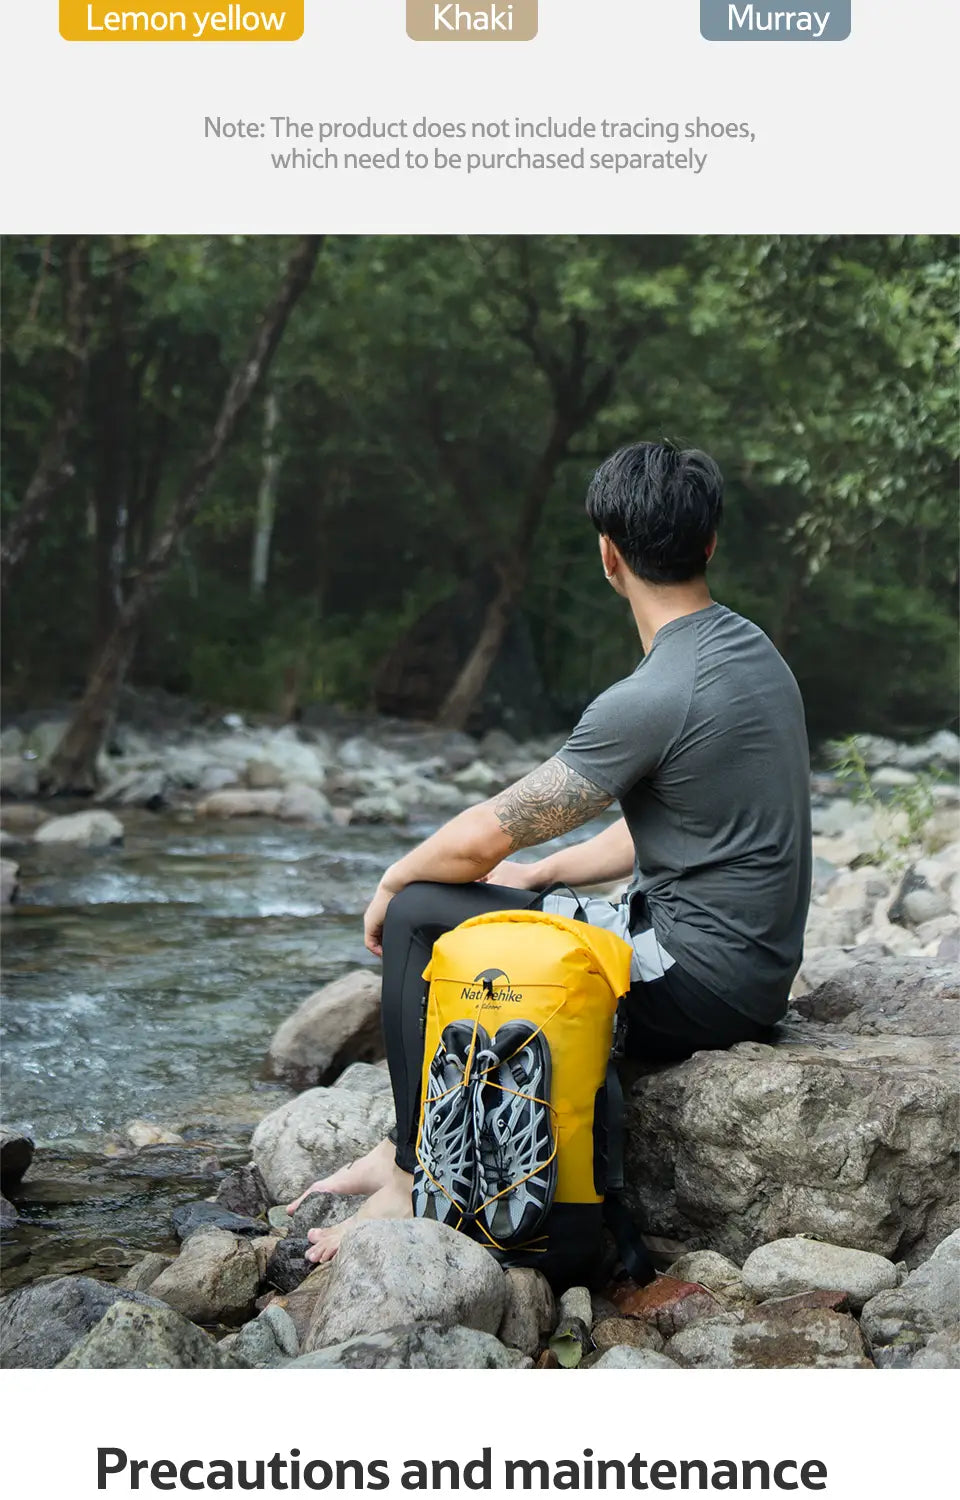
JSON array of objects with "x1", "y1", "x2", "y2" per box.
[{"x1": 0, "y1": 808, "x2": 422, "y2": 1293}]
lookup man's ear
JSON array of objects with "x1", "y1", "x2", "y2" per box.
[
  {"x1": 600, "y1": 536, "x2": 628, "y2": 596},
  {"x1": 705, "y1": 532, "x2": 718, "y2": 564}
]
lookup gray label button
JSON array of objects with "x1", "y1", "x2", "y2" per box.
[{"x1": 701, "y1": 2, "x2": 851, "y2": 40}]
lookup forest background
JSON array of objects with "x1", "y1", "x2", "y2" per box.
[{"x1": 2, "y1": 234, "x2": 956, "y2": 779}]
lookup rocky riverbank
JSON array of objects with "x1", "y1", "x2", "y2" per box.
[{"x1": 1, "y1": 708, "x2": 958, "y2": 1366}]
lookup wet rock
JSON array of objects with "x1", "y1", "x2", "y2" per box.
[
  {"x1": 57, "y1": 1300, "x2": 246, "y2": 1369},
  {"x1": 0, "y1": 859, "x2": 19, "y2": 907},
  {"x1": 0, "y1": 1131, "x2": 34, "y2": 1189},
  {"x1": 34, "y1": 810, "x2": 124, "y2": 848},
  {"x1": 0, "y1": 759, "x2": 39, "y2": 799},
  {"x1": 498, "y1": 1269, "x2": 556, "y2": 1358},
  {"x1": 910, "y1": 1326, "x2": 960, "y2": 1369},
  {"x1": 588, "y1": 1346, "x2": 679, "y2": 1370},
  {"x1": 625, "y1": 970, "x2": 959, "y2": 1265},
  {"x1": 889, "y1": 867, "x2": 951, "y2": 929},
  {"x1": 664, "y1": 1252, "x2": 747, "y2": 1312},
  {"x1": 266, "y1": 1238, "x2": 315, "y2": 1293},
  {"x1": 611, "y1": 1276, "x2": 724, "y2": 1339},
  {"x1": 349, "y1": 794, "x2": 407, "y2": 825},
  {"x1": 264, "y1": 971, "x2": 383, "y2": 1091},
  {"x1": 860, "y1": 1227, "x2": 960, "y2": 1366},
  {"x1": 119, "y1": 1253, "x2": 173, "y2": 1293},
  {"x1": 251, "y1": 1082, "x2": 395, "y2": 1205},
  {"x1": 290, "y1": 1322, "x2": 525, "y2": 1370},
  {"x1": 592, "y1": 1318, "x2": 665, "y2": 1354},
  {"x1": 245, "y1": 758, "x2": 287, "y2": 789},
  {"x1": 287, "y1": 1192, "x2": 357, "y2": 1240},
  {"x1": 452, "y1": 760, "x2": 500, "y2": 793},
  {"x1": 302, "y1": 1220, "x2": 506, "y2": 1351},
  {"x1": 214, "y1": 1163, "x2": 272, "y2": 1219},
  {"x1": 171, "y1": 1200, "x2": 266, "y2": 1242},
  {"x1": 219, "y1": 1305, "x2": 300, "y2": 1367},
  {"x1": 0, "y1": 1194, "x2": 17, "y2": 1230},
  {"x1": 665, "y1": 1310, "x2": 871, "y2": 1370},
  {"x1": 276, "y1": 785, "x2": 332, "y2": 824},
  {"x1": 197, "y1": 790, "x2": 283, "y2": 818},
  {"x1": 742, "y1": 1237, "x2": 898, "y2": 1313},
  {"x1": 148, "y1": 1229, "x2": 261, "y2": 1325},
  {"x1": 0, "y1": 803, "x2": 49, "y2": 833},
  {"x1": 125, "y1": 1120, "x2": 184, "y2": 1149},
  {"x1": 0, "y1": 1276, "x2": 166, "y2": 1368}
]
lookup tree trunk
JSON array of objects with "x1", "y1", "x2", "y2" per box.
[
  {"x1": 250, "y1": 388, "x2": 280, "y2": 597},
  {"x1": 1, "y1": 239, "x2": 91, "y2": 590},
  {"x1": 435, "y1": 567, "x2": 518, "y2": 731},
  {"x1": 436, "y1": 424, "x2": 570, "y2": 731},
  {"x1": 42, "y1": 236, "x2": 323, "y2": 795}
]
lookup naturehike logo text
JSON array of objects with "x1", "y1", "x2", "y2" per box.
[{"x1": 462, "y1": 968, "x2": 524, "y2": 1005}]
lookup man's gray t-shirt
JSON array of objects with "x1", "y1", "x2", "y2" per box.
[{"x1": 556, "y1": 603, "x2": 811, "y2": 1022}]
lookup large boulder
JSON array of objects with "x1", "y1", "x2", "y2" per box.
[
  {"x1": 57, "y1": 1300, "x2": 246, "y2": 1369},
  {"x1": 624, "y1": 960, "x2": 959, "y2": 1267},
  {"x1": 218, "y1": 1305, "x2": 300, "y2": 1367},
  {"x1": 251, "y1": 1080, "x2": 395, "y2": 1205},
  {"x1": 301, "y1": 1219, "x2": 507, "y2": 1351},
  {"x1": 263, "y1": 971, "x2": 383, "y2": 1090},
  {"x1": 665, "y1": 1308, "x2": 872, "y2": 1370},
  {"x1": 860, "y1": 1227, "x2": 960, "y2": 1367},
  {"x1": 741, "y1": 1237, "x2": 898, "y2": 1313},
  {"x1": 289, "y1": 1322, "x2": 525, "y2": 1370},
  {"x1": 0, "y1": 1277, "x2": 166, "y2": 1368},
  {"x1": 33, "y1": 811, "x2": 123, "y2": 848},
  {"x1": 791, "y1": 958, "x2": 958, "y2": 1036},
  {"x1": 147, "y1": 1229, "x2": 261, "y2": 1325}
]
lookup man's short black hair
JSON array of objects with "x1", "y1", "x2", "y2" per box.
[{"x1": 586, "y1": 441, "x2": 724, "y2": 584}]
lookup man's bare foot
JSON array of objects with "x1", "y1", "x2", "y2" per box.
[
  {"x1": 304, "y1": 1164, "x2": 414, "y2": 1264},
  {"x1": 285, "y1": 1136, "x2": 396, "y2": 1215}
]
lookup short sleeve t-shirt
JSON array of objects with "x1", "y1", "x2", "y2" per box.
[{"x1": 556, "y1": 602, "x2": 812, "y2": 1022}]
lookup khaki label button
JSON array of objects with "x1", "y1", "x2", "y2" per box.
[{"x1": 407, "y1": 1, "x2": 538, "y2": 42}]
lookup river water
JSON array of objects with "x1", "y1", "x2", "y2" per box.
[{"x1": 0, "y1": 807, "x2": 421, "y2": 1292}]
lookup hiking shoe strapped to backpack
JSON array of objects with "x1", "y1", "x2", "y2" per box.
[{"x1": 476, "y1": 1020, "x2": 557, "y2": 1246}]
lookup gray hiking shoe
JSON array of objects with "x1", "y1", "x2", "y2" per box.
[
  {"x1": 475, "y1": 1021, "x2": 556, "y2": 1247},
  {"x1": 413, "y1": 1020, "x2": 489, "y2": 1227}
]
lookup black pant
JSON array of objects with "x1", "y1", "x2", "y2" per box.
[{"x1": 381, "y1": 881, "x2": 771, "y2": 1173}]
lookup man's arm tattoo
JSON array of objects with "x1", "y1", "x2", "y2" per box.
[{"x1": 492, "y1": 757, "x2": 613, "y2": 851}]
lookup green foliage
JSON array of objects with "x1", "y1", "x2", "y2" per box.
[
  {"x1": 832, "y1": 736, "x2": 941, "y2": 869},
  {"x1": 1, "y1": 234, "x2": 956, "y2": 737}
]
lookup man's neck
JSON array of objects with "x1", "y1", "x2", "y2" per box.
[{"x1": 625, "y1": 577, "x2": 715, "y2": 654}]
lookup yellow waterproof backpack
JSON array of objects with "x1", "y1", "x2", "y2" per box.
[{"x1": 414, "y1": 909, "x2": 637, "y2": 1284}]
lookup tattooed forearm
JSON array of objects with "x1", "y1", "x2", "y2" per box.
[{"x1": 492, "y1": 757, "x2": 613, "y2": 851}]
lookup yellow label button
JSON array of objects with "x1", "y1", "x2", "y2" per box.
[
  {"x1": 60, "y1": 1, "x2": 304, "y2": 41},
  {"x1": 407, "y1": 1, "x2": 538, "y2": 42}
]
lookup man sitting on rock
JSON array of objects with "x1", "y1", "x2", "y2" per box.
[{"x1": 287, "y1": 440, "x2": 812, "y2": 1261}]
